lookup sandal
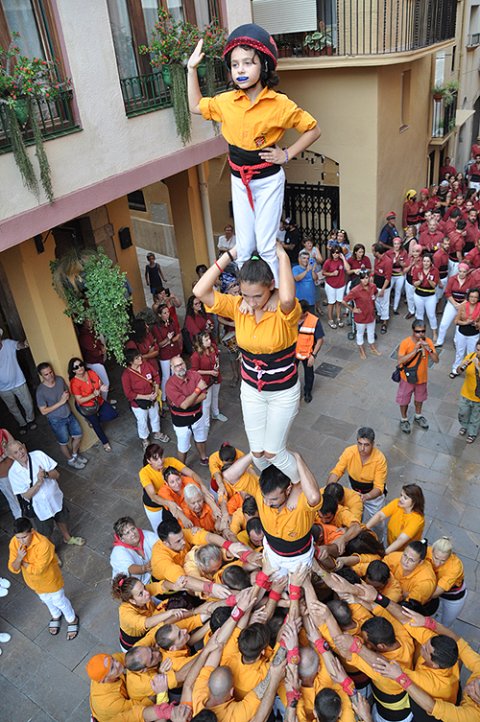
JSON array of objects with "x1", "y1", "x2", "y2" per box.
[
  {"x1": 67, "y1": 536, "x2": 85, "y2": 546},
  {"x1": 152, "y1": 432, "x2": 170, "y2": 443},
  {"x1": 49, "y1": 617, "x2": 61, "y2": 636},
  {"x1": 337, "y1": 320, "x2": 344, "y2": 328},
  {"x1": 449, "y1": 372, "x2": 458, "y2": 379},
  {"x1": 467, "y1": 436, "x2": 476, "y2": 444},
  {"x1": 66, "y1": 615, "x2": 79, "y2": 641},
  {"x1": 380, "y1": 323, "x2": 388, "y2": 334},
  {"x1": 459, "y1": 427, "x2": 467, "y2": 436},
  {"x1": 328, "y1": 320, "x2": 337, "y2": 329}
]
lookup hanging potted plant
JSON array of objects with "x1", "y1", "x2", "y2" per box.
[
  {"x1": 139, "y1": 9, "x2": 200, "y2": 145},
  {"x1": 303, "y1": 22, "x2": 334, "y2": 56},
  {"x1": 50, "y1": 248, "x2": 131, "y2": 365},
  {"x1": 0, "y1": 33, "x2": 71, "y2": 203}
]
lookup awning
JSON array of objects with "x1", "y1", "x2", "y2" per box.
[{"x1": 456, "y1": 109, "x2": 475, "y2": 127}]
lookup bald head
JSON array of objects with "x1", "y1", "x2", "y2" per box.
[
  {"x1": 299, "y1": 646, "x2": 319, "y2": 680},
  {"x1": 208, "y1": 666, "x2": 233, "y2": 699}
]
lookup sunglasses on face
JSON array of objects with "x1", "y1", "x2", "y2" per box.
[{"x1": 73, "y1": 362, "x2": 85, "y2": 370}]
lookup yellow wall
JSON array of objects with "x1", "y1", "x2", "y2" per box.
[{"x1": 106, "y1": 197, "x2": 146, "y2": 313}]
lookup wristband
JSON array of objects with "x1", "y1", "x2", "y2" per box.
[
  {"x1": 314, "y1": 637, "x2": 330, "y2": 655},
  {"x1": 255, "y1": 571, "x2": 271, "y2": 590},
  {"x1": 395, "y1": 672, "x2": 412, "y2": 690},
  {"x1": 202, "y1": 581, "x2": 213, "y2": 596},
  {"x1": 286, "y1": 690, "x2": 301, "y2": 706},
  {"x1": 225, "y1": 594, "x2": 237, "y2": 607},
  {"x1": 231, "y1": 605, "x2": 245, "y2": 622},
  {"x1": 289, "y1": 584, "x2": 302, "y2": 601},
  {"x1": 349, "y1": 637, "x2": 363, "y2": 654},
  {"x1": 226, "y1": 250, "x2": 235, "y2": 263},
  {"x1": 424, "y1": 616, "x2": 437, "y2": 631},
  {"x1": 222, "y1": 540, "x2": 233, "y2": 551},
  {"x1": 239, "y1": 551, "x2": 251, "y2": 563},
  {"x1": 287, "y1": 646, "x2": 300, "y2": 664},
  {"x1": 153, "y1": 703, "x2": 175, "y2": 717},
  {"x1": 340, "y1": 677, "x2": 355, "y2": 697},
  {"x1": 215, "y1": 261, "x2": 223, "y2": 272},
  {"x1": 375, "y1": 592, "x2": 390, "y2": 608},
  {"x1": 283, "y1": 147, "x2": 289, "y2": 164},
  {"x1": 268, "y1": 589, "x2": 281, "y2": 601}
]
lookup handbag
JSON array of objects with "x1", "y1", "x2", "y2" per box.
[
  {"x1": 128, "y1": 367, "x2": 155, "y2": 409},
  {"x1": 78, "y1": 398, "x2": 100, "y2": 417},
  {"x1": 392, "y1": 351, "x2": 422, "y2": 384},
  {"x1": 17, "y1": 454, "x2": 35, "y2": 518}
]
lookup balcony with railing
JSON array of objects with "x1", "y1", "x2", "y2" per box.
[
  {"x1": 0, "y1": 89, "x2": 78, "y2": 154},
  {"x1": 431, "y1": 91, "x2": 458, "y2": 140},
  {"x1": 252, "y1": 0, "x2": 457, "y2": 61},
  {"x1": 120, "y1": 59, "x2": 229, "y2": 118}
]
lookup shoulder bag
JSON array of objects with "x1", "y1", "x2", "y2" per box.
[
  {"x1": 128, "y1": 367, "x2": 154, "y2": 409},
  {"x1": 392, "y1": 351, "x2": 422, "y2": 384},
  {"x1": 16, "y1": 453, "x2": 36, "y2": 518}
]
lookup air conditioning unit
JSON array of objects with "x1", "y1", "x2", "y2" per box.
[{"x1": 251, "y1": 0, "x2": 317, "y2": 34}]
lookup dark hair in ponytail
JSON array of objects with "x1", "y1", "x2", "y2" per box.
[
  {"x1": 407, "y1": 539, "x2": 428, "y2": 561},
  {"x1": 239, "y1": 256, "x2": 274, "y2": 287}
]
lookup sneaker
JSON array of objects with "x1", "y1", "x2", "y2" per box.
[
  {"x1": 0, "y1": 633, "x2": 11, "y2": 644},
  {"x1": 212, "y1": 413, "x2": 228, "y2": 422},
  {"x1": 67, "y1": 458, "x2": 86, "y2": 470},
  {"x1": 405, "y1": 312, "x2": 414, "y2": 320},
  {"x1": 400, "y1": 419, "x2": 411, "y2": 434},
  {"x1": 109, "y1": 399, "x2": 117, "y2": 406},
  {"x1": 199, "y1": 457, "x2": 209, "y2": 466},
  {"x1": 141, "y1": 438, "x2": 150, "y2": 451},
  {"x1": 75, "y1": 454, "x2": 88, "y2": 464},
  {"x1": 414, "y1": 415, "x2": 429, "y2": 429},
  {"x1": 393, "y1": 309, "x2": 399, "y2": 315},
  {"x1": 27, "y1": 422, "x2": 37, "y2": 431},
  {"x1": 304, "y1": 393, "x2": 312, "y2": 403},
  {"x1": 0, "y1": 588, "x2": 8, "y2": 598},
  {"x1": 0, "y1": 578, "x2": 11, "y2": 589},
  {"x1": 18, "y1": 426, "x2": 27, "y2": 436}
]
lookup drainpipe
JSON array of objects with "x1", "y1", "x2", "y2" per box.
[{"x1": 198, "y1": 162, "x2": 216, "y2": 265}]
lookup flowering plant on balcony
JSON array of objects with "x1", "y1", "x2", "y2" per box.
[{"x1": 0, "y1": 33, "x2": 71, "y2": 202}]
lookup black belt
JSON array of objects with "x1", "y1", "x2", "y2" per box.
[{"x1": 263, "y1": 527, "x2": 313, "y2": 556}]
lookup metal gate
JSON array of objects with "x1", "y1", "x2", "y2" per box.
[{"x1": 284, "y1": 183, "x2": 340, "y2": 254}]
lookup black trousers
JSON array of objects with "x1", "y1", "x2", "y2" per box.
[{"x1": 300, "y1": 359, "x2": 315, "y2": 395}]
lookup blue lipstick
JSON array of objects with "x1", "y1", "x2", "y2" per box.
[{"x1": 236, "y1": 76, "x2": 249, "y2": 82}]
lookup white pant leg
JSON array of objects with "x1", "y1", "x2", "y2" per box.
[
  {"x1": 448, "y1": 260, "x2": 459, "y2": 277},
  {"x1": 202, "y1": 386, "x2": 214, "y2": 435},
  {"x1": 356, "y1": 323, "x2": 366, "y2": 345},
  {"x1": 144, "y1": 506, "x2": 164, "y2": 534},
  {"x1": 375, "y1": 287, "x2": 391, "y2": 321},
  {"x1": 86, "y1": 363, "x2": 109, "y2": 400},
  {"x1": 424, "y1": 294, "x2": 438, "y2": 330},
  {"x1": 435, "y1": 282, "x2": 446, "y2": 301},
  {"x1": 373, "y1": 706, "x2": 412, "y2": 722},
  {"x1": 38, "y1": 587, "x2": 76, "y2": 623},
  {"x1": 241, "y1": 380, "x2": 301, "y2": 482},
  {"x1": 391, "y1": 276, "x2": 405, "y2": 310},
  {"x1": 0, "y1": 475, "x2": 22, "y2": 518},
  {"x1": 414, "y1": 293, "x2": 426, "y2": 321},
  {"x1": 231, "y1": 174, "x2": 259, "y2": 268},
  {"x1": 210, "y1": 384, "x2": 220, "y2": 417},
  {"x1": 453, "y1": 329, "x2": 468, "y2": 373},
  {"x1": 131, "y1": 406, "x2": 150, "y2": 440},
  {"x1": 436, "y1": 592, "x2": 467, "y2": 627},
  {"x1": 251, "y1": 169, "x2": 286, "y2": 286},
  {"x1": 159, "y1": 359, "x2": 171, "y2": 402},
  {"x1": 366, "y1": 321, "x2": 376, "y2": 344},
  {"x1": 405, "y1": 280, "x2": 416, "y2": 314},
  {"x1": 437, "y1": 301, "x2": 458, "y2": 345},
  {"x1": 362, "y1": 494, "x2": 386, "y2": 523},
  {"x1": 148, "y1": 403, "x2": 160, "y2": 434}
]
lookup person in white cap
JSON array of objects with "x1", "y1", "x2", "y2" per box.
[{"x1": 0, "y1": 329, "x2": 36, "y2": 435}]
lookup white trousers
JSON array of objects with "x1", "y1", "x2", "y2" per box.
[
  {"x1": 448, "y1": 259, "x2": 459, "y2": 277},
  {"x1": 453, "y1": 330, "x2": 479, "y2": 373},
  {"x1": 263, "y1": 538, "x2": 314, "y2": 574},
  {"x1": 435, "y1": 281, "x2": 446, "y2": 301},
  {"x1": 131, "y1": 404, "x2": 160, "y2": 440},
  {"x1": 414, "y1": 293, "x2": 437, "y2": 330},
  {"x1": 38, "y1": 587, "x2": 75, "y2": 623},
  {"x1": 241, "y1": 379, "x2": 301, "y2": 483},
  {"x1": 372, "y1": 706, "x2": 412, "y2": 722},
  {"x1": 362, "y1": 493, "x2": 386, "y2": 523},
  {"x1": 391, "y1": 275, "x2": 405, "y2": 311},
  {"x1": 159, "y1": 359, "x2": 172, "y2": 402},
  {"x1": 375, "y1": 288, "x2": 391, "y2": 321},
  {"x1": 437, "y1": 300, "x2": 458, "y2": 346},
  {"x1": 0, "y1": 382, "x2": 35, "y2": 425},
  {"x1": 231, "y1": 168, "x2": 285, "y2": 287},
  {"x1": 86, "y1": 363, "x2": 109, "y2": 401},
  {"x1": 0, "y1": 474, "x2": 21, "y2": 518},
  {"x1": 434, "y1": 590, "x2": 467, "y2": 627},
  {"x1": 144, "y1": 506, "x2": 165, "y2": 534},
  {"x1": 356, "y1": 321, "x2": 376, "y2": 346},
  {"x1": 202, "y1": 384, "x2": 221, "y2": 435},
  {"x1": 405, "y1": 280, "x2": 416, "y2": 315}
]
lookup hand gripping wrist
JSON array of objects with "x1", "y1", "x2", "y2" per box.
[
  {"x1": 286, "y1": 689, "x2": 301, "y2": 707},
  {"x1": 340, "y1": 677, "x2": 355, "y2": 696},
  {"x1": 424, "y1": 616, "x2": 437, "y2": 631},
  {"x1": 349, "y1": 636, "x2": 363, "y2": 654},
  {"x1": 395, "y1": 672, "x2": 412, "y2": 690},
  {"x1": 255, "y1": 571, "x2": 271, "y2": 590}
]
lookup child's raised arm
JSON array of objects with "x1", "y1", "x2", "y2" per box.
[{"x1": 187, "y1": 39, "x2": 205, "y2": 114}]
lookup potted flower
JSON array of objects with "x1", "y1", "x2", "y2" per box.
[
  {"x1": 200, "y1": 20, "x2": 227, "y2": 93},
  {"x1": 139, "y1": 9, "x2": 200, "y2": 145},
  {"x1": 432, "y1": 85, "x2": 446, "y2": 102},
  {"x1": 303, "y1": 22, "x2": 334, "y2": 56},
  {"x1": 0, "y1": 33, "x2": 71, "y2": 202}
]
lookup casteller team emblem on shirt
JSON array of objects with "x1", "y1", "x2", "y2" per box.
[{"x1": 254, "y1": 135, "x2": 266, "y2": 148}]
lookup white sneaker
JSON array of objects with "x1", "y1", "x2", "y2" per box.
[
  {"x1": 0, "y1": 578, "x2": 11, "y2": 589},
  {"x1": 0, "y1": 633, "x2": 11, "y2": 643},
  {"x1": 212, "y1": 412, "x2": 228, "y2": 422},
  {"x1": 68, "y1": 458, "x2": 86, "y2": 470},
  {"x1": 0, "y1": 588, "x2": 8, "y2": 598}
]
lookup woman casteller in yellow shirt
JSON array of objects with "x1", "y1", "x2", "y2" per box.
[
  {"x1": 194, "y1": 243, "x2": 302, "y2": 483},
  {"x1": 366, "y1": 483, "x2": 425, "y2": 554}
]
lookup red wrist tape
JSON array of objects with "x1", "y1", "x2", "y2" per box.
[
  {"x1": 222, "y1": 540, "x2": 233, "y2": 551},
  {"x1": 289, "y1": 584, "x2": 301, "y2": 600},
  {"x1": 395, "y1": 673, "x2": 412, "y2": 690},
  {"x1": 314, "y1": 638, "x2": 330, "y2": 654},
  {"x1": 424, "y1": 616, "x2": 437, "y2": 631},
  {"x1": 340, "y1": 677, "x2": 355, "y2": 696},
  {"x1": 255, "y1": 571, "x2": 271, "y2": 590},
  {"x1": 202, "y1": 581, "x2": 213, "y2": 596},
  {"x1": 225, "y1": 594, "x2": 237, "y2": 607},
  {"x1": 269, "y1": 589, "x2": 281, "y2": 601},
  {"x1": 287, "y1": 646, "x2": 300, "y2": 664},
  {"x1": 286, "y1": 690, "x2": 301, "y2": 706},
  {"x1": 239, "y1": 551, "x2": 251, "y2": 563},
  {"x1": 231, "y1": 606, "x2": 245, "y2": 621},
  {"x1": 349, "y1": 637, "x2": 363, "y2": 654}
]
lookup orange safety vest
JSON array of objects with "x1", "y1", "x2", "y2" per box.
[{"x1": 296, "y1": 313, "x2": 317, "y2": 360}]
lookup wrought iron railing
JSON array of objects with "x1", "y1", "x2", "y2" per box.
[
  {"x1": 120, "y1": 59, "x2": 229, "y2": 117},
  {"x1": 431, "y1": 91, "x2": 457, "y2": 139},
  {"x1": 273, "y1": 0, "x2": 456, "y2": 58},
  {"x1": 0, "y1": 89, "x2": 78, "y2": 154}
]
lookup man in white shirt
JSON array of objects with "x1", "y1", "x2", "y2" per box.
[
  {"x1": 7, "y1": 439, "x2": 85, "y2": 546},
  {"x1": 0, "y1": 328, "x2": 36, "y2": 434},
  {"x1": 217, "y1": 224, "x2": 236, "y2": 253}
]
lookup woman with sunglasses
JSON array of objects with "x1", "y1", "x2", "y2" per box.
[{"x1": 68, "y1": 357, "x2": 118, "y2": 452}]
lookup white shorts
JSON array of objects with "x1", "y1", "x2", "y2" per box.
[
  {"x1": 325, "y1": 284, "x2": 345, "y2": 304},
  {"x1": 263, "y1": 537, "x2": 314, "y2": 574},
  {"x1": 173, "y1": 415, "x2": 207, "y2": 454}
]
